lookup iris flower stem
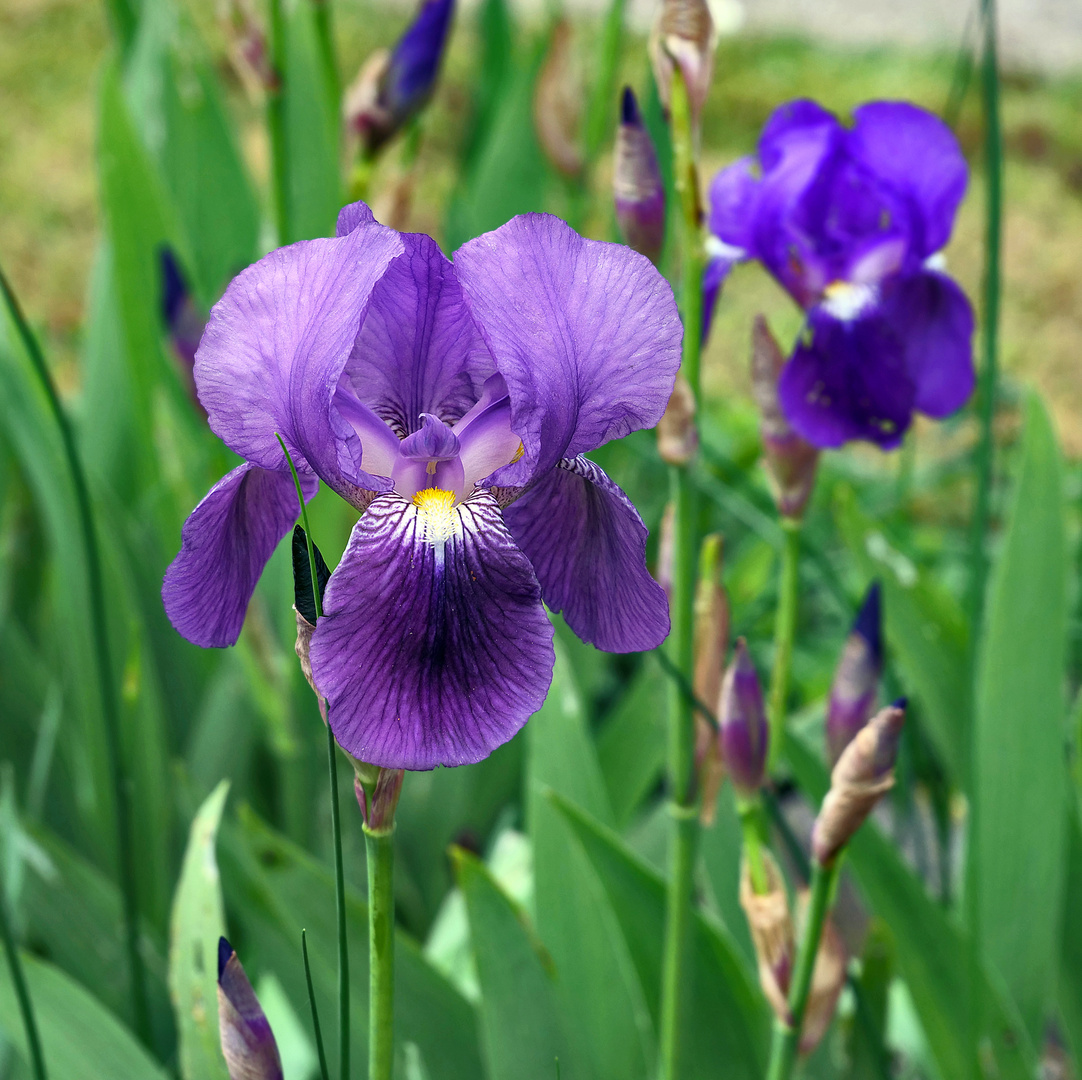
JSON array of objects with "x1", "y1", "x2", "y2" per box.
[
  {"x1": 737, "y1": 797, "x2": 769, "y2": 895},
  {"x1": 267, "y1": 0, "x2": 290, "y2": 245},
  {"x1": 966, "y1": 0, "x2": 1002, "y2": 652},
  {"x1": 658, "y1": 66, "x2": 704, "y2": 1080},
  {"x1": 0, "y1": 267, "x2": 150, "y2": 1047},
  {"x1": 0, "y1": 886, "x2": 47, "y2": 1080},
  {"x1": 764, "y1": 858, "x2": 839, "y2": 1080},
  {"x1": 766, "y1": 518, "x2": 801, "y2": 773},
  {"x1": 364, "y1": 827, "x2": 395, "y2": 1080},
  {"x1": 277, "y1": 435, "x2": 350, "y2": 1080}
]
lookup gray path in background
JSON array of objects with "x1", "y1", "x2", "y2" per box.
[{"x1": 486, "y1": 0, "x2": 1082, "y2": 75}]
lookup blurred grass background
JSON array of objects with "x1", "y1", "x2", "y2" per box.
[{"x1": 4, "y1": 0, "x2": 1082, "y2": 447}]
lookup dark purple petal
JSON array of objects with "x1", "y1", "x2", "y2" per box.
[
  {"x1": 826, "y1": 583, "x2": 883, "y2": 765},
  {"x1": 884, "y1": 271, "x2": 975, "y2": 418},
  {"x1": 163, "y1": 463, "x2": 317, "y2": 648},
  {"x1": 310, "y1": 490, "x2": 554, "y2": 769},
  {"x1": 336, "y1": 201, "x2": 377, "y2": 237},
  {"x1": 779, "y1": 311, "x2": 914, "y2": 449},
  {"x1": 453, "y1": 214, "x2": 682, "y2": 482},
  {"x1": 707, "y1": 156, "x2": 760, "y2": 251},
  {"x1": 194, "y1": 220, "x2": 402, "y2": 483},
  {"x1": 343, "y1": 231, "x2": 492, "y2": 436},
  {"x1": 502, "y1": 456, "x2": 669, "y2": 652},
  {"x1": 849, "y1": 102, "x2": 968, "y2": 258},
  {"x1": 700, "y1": 246, "x2": 735, "y2": 344}
]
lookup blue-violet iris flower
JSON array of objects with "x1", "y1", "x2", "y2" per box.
[
  {"x1": 709, "y1": 99, "x2": 975, "y2": 449},
  {"x1": 163, "y1": 203, "x2": 681, "y2": 770}
]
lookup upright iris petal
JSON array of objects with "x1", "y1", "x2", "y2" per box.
[
  {"x1": 163, "y1": 204, "x2": 680, "y2": 769},
  {"x1": 708, "y1": 98, "x2": 975, "y2": 449}
]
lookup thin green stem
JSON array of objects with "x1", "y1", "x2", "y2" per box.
[
  {"x1": 966, "y1": 0, "x2": 1002, "y2": 652},
  {"x1": 582, "y1": 0, "x2": 627, "y2": 163},
  {"x1": 0, "y1": 267, "x2": 149, "y2": 1046},
  {"x1": 302, "y1": 930, "x2": 331, "y2": 1080},
  {"x1": 0, "y1": 890, "x2": 47, "y2": 1080},
  {"x1": 267, "y1": 0, "x2": 290, "y2": 245},
  {"x1": 766, "y1": 519, "x2": 801, "y2": 772},
  {"x1": 364, "y1": 827, "x2": 395, "y2": 1080},
  {"x1": 765, "y1": 859, "x2": 839, "y2": 1080},
  {"x1": 329, "y1": 725, "x2": 349, "y2": 1080},
  {"x1": 277, "y1": 436, "x2": 348, "y2": 1079},
  {"x1": 657, "y1": 66, "x2": 704, "y2": 1080}
]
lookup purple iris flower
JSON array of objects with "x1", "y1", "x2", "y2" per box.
[
  {"x1": 162, "y1": 203, "x2": 681, "y2": 770},
  {"x1": 709, "y1": 100, "x2": 975, "y2": 449}
]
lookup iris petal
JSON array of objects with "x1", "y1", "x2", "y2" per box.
[
  {"x1": 310, "y1": 490, "x2": 555, "y2": 769},
  {"x1": 344, "y1": 232, "x2": 492, "y2": 435},
  {"x1": 163, "y1": 463, "x2": 317, "y2": 647},
  {"x1": 453, "y1": 214, "x2": 682, "y2": 483},
  {"x1": 778, "y1": 311, "x2": 914, "y2": 449},
  {"x1": 502, "y1": 456, "x2": 669, "y2": 652}
]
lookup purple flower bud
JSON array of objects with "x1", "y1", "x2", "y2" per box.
[
  {"x1": 159, "y1": 249, "x2": 208, "y2": 417},
  {"x1": 812, "y1": 701, "x2": 906, "y2": 866},
  {"x1": 751, "y1": 315, "x2": 819, "y2": 519},
  {"x1": 718, "y1": 638, "x2": 768, "y2": 796},
  {"x1": 648, "y1": 0, "x2": 716, "y2": 134},
  {"x1": 534, "y1": 21, "x2": 584, "y2": 179},
  {"x1": 217, "y1": 938, "x2": 283, "y2": 1080},
  {"x1": 614, "y1": 87, "x2": 665, "y2": 265},
  {"x1": 345, "y1": 0, "x2": 455, "y2": 155},
  {"x1": 826, "y1": 583, "x2": 883, "y2": 764}
]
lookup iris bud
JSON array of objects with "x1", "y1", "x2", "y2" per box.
[
  {"x1": 751, "y1": 315, "x2": 820, "y2": 519},
  {"x1": 356, "y1": 767, "x2": 405, "y2": 834},
  {"x1": 793, "y1": 891, "x2": 848, "y2": 1054},
  {"x1": 826, "y1": 583, "x2": 883, "y2": 765},
  {"x1": 718, "y1": 639, "x2": 768, "y2": 797},
  {"x1": 345, "y1": 0, "x2": 455, "y2": 156},
  {"x1": 656, "y1": 501, "x2": 675, "y2": 600},
  {"x1": 533, "y1": 20, "x2": 584, "y2": 179},
  {"x1": 739, "y1": 855, "x2": 847, "y2": 1052},
  {"x1": 656, "y1": 375, "x2": 698, "y2": 466},
  {"x1": 613, "y1": 87, "x2": 665, "y2": 266},
  {"x1": 812, "y1": 701, "x2": 906, "y2": 867},
  {"x1": 220, "y1": 0, "x2": 279, "y2": 99},
  {"x1": 217, "y1": 938, "x2": 283, "y2": 1080},
  {"x1": 159, "y1": 249, "x2": 206, "y2": 413},
  {"x1": 739, "y1": 848, "x2": 793, "y2": 1021},
  {"x1": 648, "y1": 0, "x2": 716, "y2": 134},
  {"x1": 693, "y1": 535, "x2": 728, "y2": 823}
]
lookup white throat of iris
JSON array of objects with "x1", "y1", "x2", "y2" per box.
[{"x1": 820, "y1": 280, "x2": 879, "y2": 322}]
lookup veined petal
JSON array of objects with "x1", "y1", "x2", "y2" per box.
[
  {"x1": 310, "y1": 490, "x2": 555, "y2": 769},
  {"x1": 502, "y1": 456, "x2": 669, "y2": 652},
  {"x1": 453, "y1": 214, "x2": 682, "y2": 483},
  {"x1": 195, "y1": 218, "x2": 402, "y2": 481},
  {"x1": 336, "y1": 201, "x2": 377, "y2": 237},
  {"x1": 343, "y1": 232, "x2": 492, "y2": 436},
  {"x1": 163, "y1": 464, "x2": 317, "y2": 647}
]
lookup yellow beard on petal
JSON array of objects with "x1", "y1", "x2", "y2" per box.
[{"x1": 412, "y1": 487, "x2": 460, "y2": 545}]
